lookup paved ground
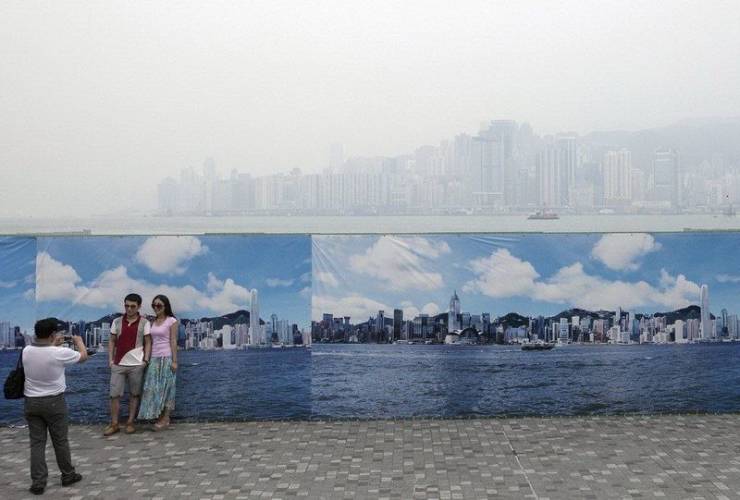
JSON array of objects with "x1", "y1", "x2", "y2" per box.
[{"x1": 2, "y1": 415, "x2": 740, "y2": 499}]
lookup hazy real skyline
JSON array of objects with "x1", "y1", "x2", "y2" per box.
[{"x1": 2, "y1": 1, "x2": 740, "y2": 217}]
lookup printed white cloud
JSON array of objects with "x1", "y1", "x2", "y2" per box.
[
  {"x1": 533, "y1": 263, "x2": 699, "y2": 311},
  {"x1": 197, "y1": 277, "x2": 251, "y2": 314},
  {"x1": 462, "y1": 249, "x2": 539, "y2": 297},
  {"x1": 23, "y1": 289, "x2": 35, "y2": 301},
  {"x1": 135, "y1": 236, "x2": 208, "y2": 275},
  {"x1": 400, "y1": 300, "x2": 419, "y2": 319},
  {"x1": 299, "y1": 271, "x2": 311, "y2": 284},
  {"x1": 36, "y1": 252, "x2": 251, "y2": 315},
  {"x1": 35, "y1": 252, "x2": 88, "y2": 303},
  {"x1": 463, "y1": 249, "x2": 699, "y2": 312},
  {"x1": 421, "y1": 302, "x2": 440, "y2": 316},
  {"x1": 312, "y1": 294, "x2": 389, "y2": 322},
  {"x1": 348, "y1": 236, "x2": 449, "y2": 291},
  {"x1": 716, "y1": 274, "x2": 740, "y2": 283},
  {"x1": 315, "y1": 271, "x2": 339, "y2": 288},
  {"x1": 591, "y1": 233, "x2": 661, "y2": 271},
  {"x1": 0, "y1": 280, "x2": 18, "y2": 289},
  {"x1": 206, "y1": 272, "x2": 224, "y2": 293},
  {"x1": 299, "y1": 286, "x2": 312, "y2": 299},
  {"x1": 266, "y1": 278, "x2": 294, "y2": 287},
  {"x1": 405, "y1": 237, "x2": 451, "y2": 259}
]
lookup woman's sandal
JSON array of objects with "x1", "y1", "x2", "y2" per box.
[{"x1": 153, "y1": 417, "x2": 170, "y2": 431}]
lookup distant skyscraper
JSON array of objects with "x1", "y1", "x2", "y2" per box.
[
  {"x1": 558, "y1": 318, "x2": 569, "y2": 343},
  {"x1": 537, "y1": 142, "x2": 559, "y2": 207},
  {"x1": 0, "y1": 321, "x2": 10, "y2": 348},
  {"x1": 249, "y1": 288, "x2": 261, "y2": 346},
  {"x1": 674, "y1": 319, "x2": 686, "y2": 343},
  {"x1": 700, "y1": 284, "x2": 710, "y2": 340},
  {"x1": 376, "y1": 310, "x2": 385, "y2": 338},
  {"x1": 271, "y1": 313, "x2": 278, "y2": 343},
  {"x1": 603, "y1": 150, "x2": 632, "y2": 205},
  {"x1": 393, "y1": 309, "x2": 403, "y2": 340},
  {"x1": 472, "y1": 133, "x2": 505, "y2": 207},
  {"x1": 556, "y1": 134, "x2": 578, "y2": 206},
  {"x1": 448, "y1": 291, "x2": 461, "y2": 333},
  {"x1": 488, "y1": 120, "x2": 518, "y2": 205},
  {"x1": 651, "y1": 148, "x2": 680, "y2": 207}
]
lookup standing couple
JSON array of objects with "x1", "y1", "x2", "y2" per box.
[{"x1": 103, "y1": 293, "x2": 178, "y2": 435}]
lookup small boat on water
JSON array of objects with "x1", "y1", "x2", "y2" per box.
[
  {"x1": 527, "y1": 209, "x2": 559, "y2": 220},
  {"x1": 521, "y1": 342, "x2": 555, "y2": 351}
]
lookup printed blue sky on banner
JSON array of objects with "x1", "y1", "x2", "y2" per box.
[
  {"x1": 0, "y1": 237, "x2": 36, "y2": 335},
  {"x1": 312, "y1": 233, "x2": 740, "y2": 321},
  {"x1": 36, "y1": 235, "x2": 311, "y2": 327}
]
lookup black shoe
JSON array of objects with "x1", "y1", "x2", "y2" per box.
[
  {"x1": 29, "y1": 484, "x2": 45, "y2": 495},
  {"x1": 61, "y1": 472, "x2": 82, "y2": 487}
]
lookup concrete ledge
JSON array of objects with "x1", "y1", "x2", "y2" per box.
[{"x1": 2, "y1": 415, "x2": 740, "y2": 499}]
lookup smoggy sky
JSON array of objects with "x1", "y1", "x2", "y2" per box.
[{"x1": 1, "y1": 1, "x2": 739, "y2": 216}]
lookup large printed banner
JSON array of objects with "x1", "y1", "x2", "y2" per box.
[
  {"x1": 0, "y1": 237, "x2": 36, "y2": 340},
  {"x1": 2, "y1": 233, "x2": 740, "y2": 423},
  {"x1": 1, "y1": 235, "x2": 311, "y2": 423},
  {"x1": 310, "y1": 234, "x2": 740, "y2": 418}
]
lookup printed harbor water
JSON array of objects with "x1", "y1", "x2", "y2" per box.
[{"x1": 2, "y1": 343, "x2": 740, "y2": 424}]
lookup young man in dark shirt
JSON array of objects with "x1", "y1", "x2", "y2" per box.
[{"x1": 104, "y1": 293, "x2": 151, "y2": 436}]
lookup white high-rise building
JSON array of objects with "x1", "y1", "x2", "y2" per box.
[
  {"x1": 220, "y1": 325, "x2": 235, "y2": 350},
  {"x1": 603, "y1": 149, "x2": 632, "y2": 204},
  {"x1": 687, "y1": 318, "x2": 700, "y2": 341},
  {"x1": 728, "y1": 314, "x2": 738, "y2": 339},
  {"x1": 448, "y1": 291, "x2": 461, "y2": 333},
  {"x1": 674, "y1": 320, "x2": 687, "y2": 344},
  {"x1": 537, "y1": 143, "x2": 561, "y2": 207},
  {"x1": 700, "y1": 284, "x2": 710, "y2": 340},
  {"x1": 558, "y1": 318, "x2": 569, "y2": 343},
  {"x1": 0, "y1": 321, "x2": 11, "y2": 348},
  {"x1": 249, "y1": 288, "x2": 264, "y2": 346},
  {"x1": 101, "y1": 322, "x2": 111, "y2": 347}
]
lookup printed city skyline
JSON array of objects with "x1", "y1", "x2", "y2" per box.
[
  {"x1": 35, "y1": 235, "x2": 311, "y2": 330},
  {"x1": 311, "y1": 233, "x2": 740, "y2": 322}
]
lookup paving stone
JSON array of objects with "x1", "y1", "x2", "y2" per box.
[{"x1": 2, "y1": 416, "x2": 740, "y2": 498}]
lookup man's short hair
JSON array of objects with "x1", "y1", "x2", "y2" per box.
[
  {"x1": 124, "y1": 293, "x2": 142, "y2": 305},
  {"x1": 35, "y1": 317, "x2": 65, "y2": 339}
]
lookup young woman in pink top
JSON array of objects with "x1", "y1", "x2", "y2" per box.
[{"x1": 138, "y1": 294, "x2": 179, "y2": 430}]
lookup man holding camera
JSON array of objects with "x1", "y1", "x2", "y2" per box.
[
  {"x1": 104, "y1": 293, "x2": 151, "y2": 436},
  {"x1": 23, "y1": 317, "x2": 88, "y2": 495}
]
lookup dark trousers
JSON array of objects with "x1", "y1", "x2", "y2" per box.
[{"x1": 24, "y1": 393, "x2": 76, "y2": 487}]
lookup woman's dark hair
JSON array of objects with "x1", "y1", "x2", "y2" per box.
[{"x1": 151, "y1": 294, "x2": 175, "y2": 319}]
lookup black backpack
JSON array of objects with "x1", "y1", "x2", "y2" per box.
[{"x1": 3, "y1": 348, "x2": 25, "y2": 399}]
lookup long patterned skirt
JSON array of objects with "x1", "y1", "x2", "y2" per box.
[{"x1": 138, "y1": 356, "x2": 176, "y2": 420}]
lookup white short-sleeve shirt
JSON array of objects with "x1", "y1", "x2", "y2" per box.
[
  {"x1": 23, "y1": 345, "x2": 81, "y2": 397},
  {"x1": 110, "y1": 316, "x2": 151, "y2": 366}
]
